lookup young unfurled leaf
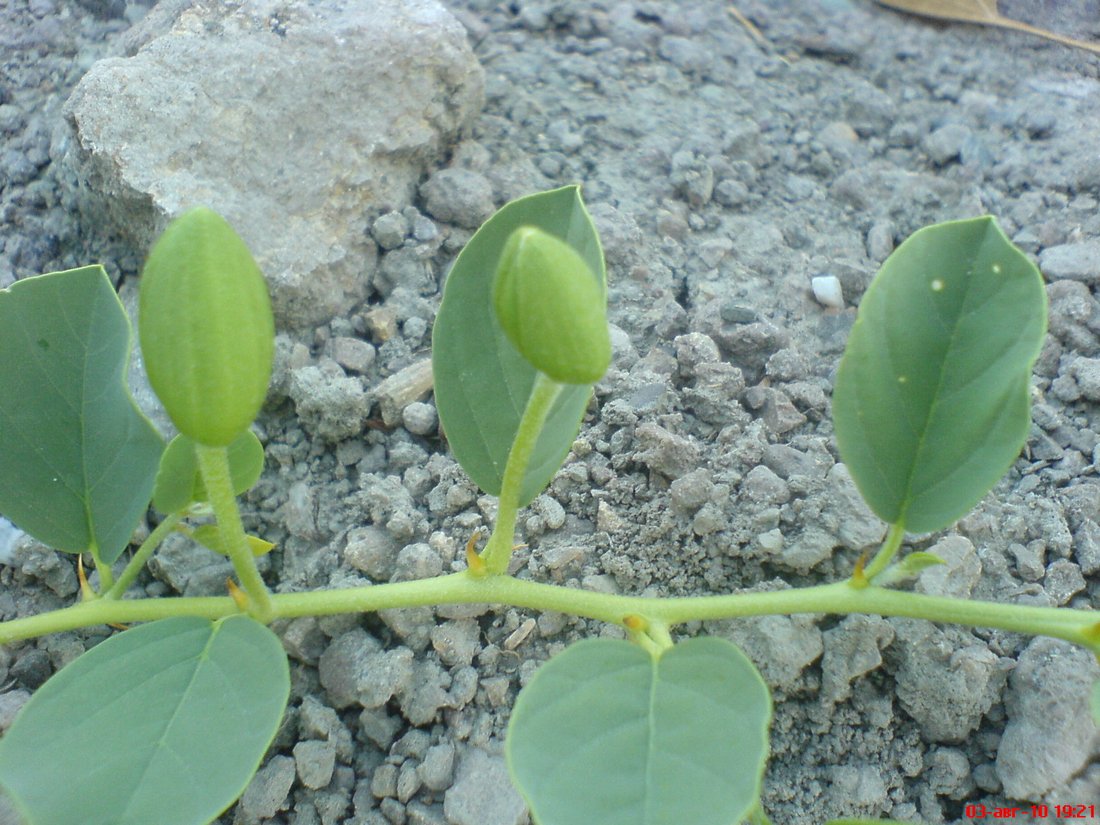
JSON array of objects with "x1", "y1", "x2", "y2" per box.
[
  {"x1": 153, "y1": 430, "x2": 265, "y2": 514},
  {"x1": 833, "y1": 217, "x2": 1046, "y2": 534},
  {"x1": 0, "y1": 266, "x2": 163, "y2": 563},
  {"x1": 492, "y1": 226, "x2": 610, "y2": 385},
  {"x1": 190, "y1": 524, "x2": 275, "y2": 557},
  {"x1": 874, "y1": 551, "x2": 945, "y2": 586},
  {"x1": 508, "y1": 637, "x2": 771, "y2": 825},
  {"x1": 139, "y1": 208, "x2": 275, "y2": 447}
]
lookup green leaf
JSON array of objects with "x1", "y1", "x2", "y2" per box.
[
  {"x1": 492, "y1": 226, "x2": 611, "y2": 384},
  {"x1": 0, "y1": 266, "x2": 163, "y2": 563},
  {"x1": 140, "y1": 208, "x2": 275, "y2": 447},
  {"x1": 833, "y1": 216, "x2": 1046, "y2": 534},
  {"x1": 191, "y1": 524, "x2": 275, "y2": 557},
  {"x1": 507, "y1": 637, "x2": 772, "y2": 825},
  {"x1": 0, "y1": 615, "x2": 289, "y2": 825},
  {"x1": 153, "y1": 430, "x2": 265, "y2": 514},
  {"x1": 433, "y1": 186, "x2": 606, "y2": 505}
]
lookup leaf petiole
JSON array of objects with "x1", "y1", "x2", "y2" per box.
[
  {"x1": 860, "y1": 521, "x2": 905, "y2": 583},
  {"x1": 103, "y1": 512, "x2": 183, "y2": 600},
  {"x1": 194, "y1": 443, "x2": 273, "y2": 622},
  {"x1": 481, "y1": 372, "x2": 564, "y2": 574}
]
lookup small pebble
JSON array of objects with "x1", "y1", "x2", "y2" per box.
[
  {"x1": 372, "y1": 211, "x2": 409, "y2": 250},
  {"x1": 811, "y1": 274, "x2": 844, "y2": 308},
  {"x1": 403, "y1": 401, "x2": 438, "y2": 436}
]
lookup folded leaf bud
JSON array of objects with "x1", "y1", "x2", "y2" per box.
[{"x1": 491, "y1": 226, "x2": 610, "y2": 385}]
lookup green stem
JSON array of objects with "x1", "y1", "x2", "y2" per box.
[
  {"x1": 3, "y1": 574, "x2": 1096, "y2": 653},
  {"x1": 193, "y1": 442, "x2": 273, "y2": 621},
  {"x1": 102, "y1": 513, "x2": 183, "y2": 600},
  {"x1": 90, "y1": 545, "x2": 115, "y2": 593},
  {"x1": 863, "y1": 521, "x2": 905, "y2": 581},
  {"x1": 481, "y1": 373, "x2": 564, "y2": 574}
]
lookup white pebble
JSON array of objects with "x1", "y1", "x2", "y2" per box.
[{"x1": 811, "y1": 275, "x2": 844, "y2": 309}]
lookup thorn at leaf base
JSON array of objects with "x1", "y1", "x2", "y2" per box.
[
  {"x1": 227, "y1": 578, "x2": 250, "y2": 611},
  {"x1": 465, "y1": 532, "x2": 487, "y2": 577},
  {"x1": 77, "y1": 555, "x2": 97, "y2": 601},
  {"x1": 850, "y1": 552, "x2": 870, "y2": 589}
]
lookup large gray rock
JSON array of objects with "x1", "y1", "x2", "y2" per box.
[{"x1": 60, "y1": 0, "x2": 483, "y2": 327}]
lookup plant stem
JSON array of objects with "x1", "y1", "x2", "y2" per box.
[
  {"x1": 102, "y1": 513, "x2": 183, "y2": 600},
  {"x1": 481, "y1": 373, "x2": 564, "y2": 574},
  {"x1": 193, "y1": 442, "x2": 273, "y2": 622},
  {"x1": 3, "y1": 573, "x2": 1096, "y2": 653},
  {"x1": 863, "y1": 521, "x2": 905, "y2": 581},
  {"x1": 89, "y1": 545, "x2": 115, "y2": 592}
]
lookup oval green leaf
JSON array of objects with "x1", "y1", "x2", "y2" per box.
[
  {"x1": 0, "y1": 615, "x2": 289, "y2": 825},
  {"x1": 833, "y1": 216, "x2": 1047, "y2": 534},
  {"x1": 153, "y1": 430, "x2": 265, "y2": 514},
  {"x1": 0, "y1": 266, "x2": 163, "y2": 563},
  {"x1": 139, "y1": 207, "x2": 275, "y2": 447},
  {"x1": 507, "y1": 637, "x2": 772, "y2": 825},
  {"x1": 432, "y1": 186, "x2": 606, "y2": 505}
]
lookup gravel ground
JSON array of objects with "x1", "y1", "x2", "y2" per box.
[{"x1": 2, "y1": 1, "x2": 1100, "y2": 824}]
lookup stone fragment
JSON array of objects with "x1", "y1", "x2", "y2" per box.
[
  {"x1": 398, "y1": 659, "x2": 451, "y2": 725},
  {"x1": 1040, "y1": 239, "x2": 1100, "y2": 284},
  {"x1": 1043, "y1": 558, "x2": 1085, "y2": 604},
  {"x1": 238, "y1": 755, "x2": 296, "y2": 823},
  {"x1": 279, "y1": 616, "x2": 328, "y2": 665},
  {"x1": 332, "y1": 337, "x2": 376, "y2": 375},
  {"x1": 718, "y1": 615, "x2": 822, "y2": 692},
  {"x1": 420, "y1": 167, "x2": 494, "y2": 228},
  {"x1": 430, "y1": 619, "x2": 481, "y2": 668},
  {"x1": 371, "y1": 763, "x2": 398, "y2": 799},
  {"x1": 344, "y1": 526, "x2": 401, "y2": 582},
  {"x1": 289, "y1": 363, "x2": 369, "y2": 441},
  {"x1": 670, "y1": 468, "x2": 714, "y2": 513},
  {"x1": 0, "y1": 690, "x2": 31, "y2": 733},
  {"x1": 891, "y1": 621, "x2": 1007, "y2": 743},
  {"x1": 61, "y1": 0, "x2": 483, "y2": 327},
  {"x1": 403, "y1": 401, "x2": 438, "y2": 436},
  {"x1": 1071, "y1": 356, "x2": 1100, "y2": 401},
  {"x1": 294, "y1": 739, "x2": 337, "y2": 790},
  {"x1": 820, "y1": 614, "x2": 895, "y2": 705},
  {"x1": 373, "y1": 359, "x2": 434, "y2": 427},
  {"x1": 357, "y1": 647, "x2": 415, "y2": 709},
  {"x1": 915, "y1": 536, "x2": 980, "y2": 599},
  {"x1": 822, "y1": 463, "x2": 886, "y2": 551},
  {"x1": 740, "y1": 465, "x2": 790, "y2": 505},
  {"x1": 391, "y1": 543, "x2": 443, "y2": 582},
  {"x1": 372, "y1": 210, "x2": 410, "y2": 250},
  {"x1": 318, "y1": 628, "x2": 382, "y2": 709},
  {"x1": 923, "y1": 122, "x2": 971, "y2": 165},
  {"x1": 996, "y1": 637, "x2": 1100, "y2": 799},
  {"x1": 418, "y1": 743, "x2": 456, "y2": 792},
  {"x1": 443, "y1": 748, "x2": 527, "y2": 825},
  {"x1": 925, "y1": 748, "x2": 974, "y2": 799},
  {"x1": 397, "y1": 760, "x2": 422, "y2": 803},
  {"x1": 811, "y1": 275, "x2": 844, "y2": 309},
  {"x1": 634, "y1": 422, "x2": 701, "y2": 480}
]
